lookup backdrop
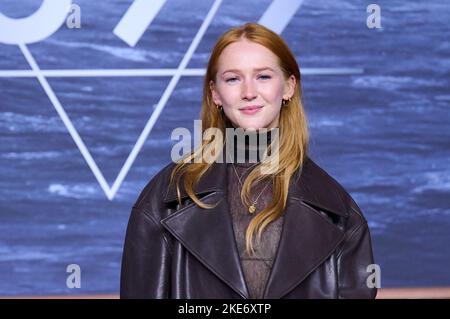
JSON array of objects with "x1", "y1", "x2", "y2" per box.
[{"x1": 1, "y1": 0, "x2": 449, "y2": 296}]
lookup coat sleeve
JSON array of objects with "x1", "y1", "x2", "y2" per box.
[
  {"x1": 336, "y1": 202, "x2": 378, "y2": 299},
  {"x1": 120, "y1": 206, "x2": 172, "y2": 299}
]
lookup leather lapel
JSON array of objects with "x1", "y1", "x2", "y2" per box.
[
  {"x1": 262, "y1": 197, "x2": 346, "y2": 298},
  {"x1": 262, "y1": 159, "x2": 348, "y2": 298},
  {"x1": 160, "y1": 160, "x2": 250, "y2": 298}
]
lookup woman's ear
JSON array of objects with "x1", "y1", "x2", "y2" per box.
[
  {"x1": 283, "y1": 75, "x2": 296, "y2": 99},
  {"x1": 209, "y1": 80, "x2": 222, "y2": 105}
]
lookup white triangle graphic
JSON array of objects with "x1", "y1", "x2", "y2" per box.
[{"x1": 17, "y1": 0, "x2": 223, "y2": 200}]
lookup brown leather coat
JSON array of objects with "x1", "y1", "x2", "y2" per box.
[{"x1": 120, "y1": 156, "x2": 377, "y2": 299}]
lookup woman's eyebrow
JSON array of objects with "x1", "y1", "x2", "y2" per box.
[{"x1": 221, "y1": 67, "x2": 275, "y2": 75}]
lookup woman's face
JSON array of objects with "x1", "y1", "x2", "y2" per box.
[{"x1": 210, "y1": 38, "x2": 296, "y2": 130}]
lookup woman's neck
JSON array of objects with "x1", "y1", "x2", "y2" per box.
[{"x1": 224, "y1": 118, "x2": 277, "y2": 164}]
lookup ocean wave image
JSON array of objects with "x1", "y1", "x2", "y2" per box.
[{"x1": 0, "y1": 0, "x2": 449, "y2": 298}]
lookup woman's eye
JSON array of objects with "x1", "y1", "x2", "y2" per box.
[
  {"x1": 225, "y1": 77, "x2": 238, "y2": 83},
  {"x1": 258, "y1": 74, "x2": 271, "y2": 80}
]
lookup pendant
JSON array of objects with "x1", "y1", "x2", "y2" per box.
[{"x1": 248, "y1": 205, "x2": 256, "y2": 214}]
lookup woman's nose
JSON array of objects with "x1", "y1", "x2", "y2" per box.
[{"x1": 241, "y1": 79, "x2": 257, "y2": 100}]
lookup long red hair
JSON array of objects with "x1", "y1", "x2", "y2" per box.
[{"x1": 169, "y1": 22, "x2": 309, "y2": 255}]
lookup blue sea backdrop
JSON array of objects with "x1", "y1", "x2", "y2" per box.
[{"x1": 0, "y1": 0, "x2": 449, "y2": 295}]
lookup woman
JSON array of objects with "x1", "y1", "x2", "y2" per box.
[{"x1": 120, "y1": 23, "x2": 377, "y2": 299}]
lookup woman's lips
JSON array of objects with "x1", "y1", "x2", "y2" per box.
[{"x1": 239, "y1": 105, "x2": 263, "y2": 115}]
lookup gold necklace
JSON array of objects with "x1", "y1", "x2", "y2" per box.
[{"x1": 229, "y1": 162, "x2": 272, "y2": 214}]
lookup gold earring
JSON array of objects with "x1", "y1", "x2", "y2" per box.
[
  {"x1": 216, "y1": 104, "x2": 222, "y2": 111},
  {"x1": 282, "y1": 97, "x2": 291, "y2": 106}
]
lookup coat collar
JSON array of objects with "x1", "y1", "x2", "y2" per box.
[
  {"x1": 160, "y1": 156, "x2": 348, "y2": 298},
  {"x1": 162, "y1": 156, "x2": 349, "y2": 218}
]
